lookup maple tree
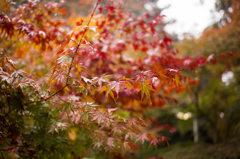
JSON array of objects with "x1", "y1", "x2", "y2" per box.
[{"x1": 0, "y1": 0, "x2": 231, "y2": 158}]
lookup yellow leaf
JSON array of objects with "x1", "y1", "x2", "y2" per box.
[
  {"x1": 98, "y1": 108, "x2": 104, "y2": 112},
  {"x1": 100, "y1": 86, "x2": 106, "y2": 93},
  {"x1": 173, "y1": 75, "x2": 181, "y2": 87},
  {"x1": 76, "y1": 64, "x2": 82, "y2": 73},
  {"x1": 124, "y1": 81, "x2": 133, "y2": 93},
  {"x1": 109, "y1": 91, "x2": 117, "y2": 104},
  {"x1": 68, "y1": 129, "x2": 77, "y2": 140},
  {"x1": 64, "y1": 86, "x2": 69, "y2": 94},
  {"x1": 123, "y1": 76, "x2": 131, "y2": 81},
  {"x1": 137, "y1": 83, "x2": 143, "y2": 92},
  {"x1": 80, "y1": 83, "x2": 85, "y2": 87},
  {"x1": 51, "y1": 79, "x2": 56, "y2": 84},
  {"x1": 138, "y1": 81, "x2": 155, "y2": 100},
  {"x1": 158, "y1": 74, "x2": 168, "y2": 79}
]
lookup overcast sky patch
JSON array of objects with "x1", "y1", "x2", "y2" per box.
[{"x1": 157, "y1": 0, "x2": 223, "y2": 39}]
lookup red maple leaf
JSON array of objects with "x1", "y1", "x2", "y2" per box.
[
  {"x1": 136, "y1": 133, "x2": 149, "y2": 145},
  {"x1": 149, "y1": 137, "x2": 160, "y2": 149}
]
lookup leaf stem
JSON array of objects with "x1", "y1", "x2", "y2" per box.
[{"x1": 24, "y1": 84, "x2": 69, "y2": 105}]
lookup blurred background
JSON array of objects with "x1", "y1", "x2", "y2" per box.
[{"x1": 63, "y1": 0, "x2": 240, "y2": 158}]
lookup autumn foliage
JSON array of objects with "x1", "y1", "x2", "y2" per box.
[{"x1": 0, "y1": 0, "x2": 231, "y2": 158}]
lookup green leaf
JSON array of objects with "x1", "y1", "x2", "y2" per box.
[
  {"x1": 57, "y1": 54, "x2": 75, "y2": 64},
  {"x1": 137, "y1": 81, "x2": 155, "y2": 100}
]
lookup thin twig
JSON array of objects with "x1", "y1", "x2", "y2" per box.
[
  {"x1": 67, "y1": 0, "x2": 101, "y2": 84},
  {"x1": 24, "y1": 84, "x2": 69, "y2": 105},
  {"x1": 1, "y1": 150, "x2": 5, "y2": 159}
]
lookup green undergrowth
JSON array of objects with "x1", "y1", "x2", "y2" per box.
[{"x1": 136, "y1": 135, "x2": 240, "y2": 159}]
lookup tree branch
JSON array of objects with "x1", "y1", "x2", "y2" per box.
[
  {"x1": 24, "y1": 1, "x2": 101, "y2": 106},
  {"x1": 66, "y1": 0, "x2": 101, "y2": 84}
]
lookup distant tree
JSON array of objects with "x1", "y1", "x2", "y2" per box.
[{"x1": 176, "y1": 0, "x2": 240, "y2": 143}]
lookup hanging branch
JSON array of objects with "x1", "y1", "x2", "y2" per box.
[{"x1": 24, "y1": 0, "x2": 101, "y2": 105}]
